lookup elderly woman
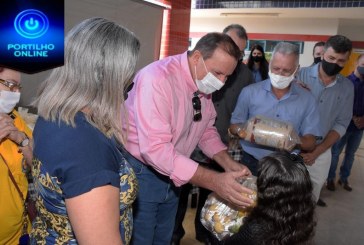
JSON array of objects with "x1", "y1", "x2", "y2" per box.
[
  {"x1": 30, "y1": 18, "x2": 140, "y2": 244},
  {"x1": 0, "y1": 67, "x2": 33, "y2": 245}
]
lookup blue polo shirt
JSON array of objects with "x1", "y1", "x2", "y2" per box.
[
  {"x1": 297, "y1": 63, "x2": 354, "y2": 137},
  {"x1": 231, "y1": 79, "x2": 322, "y2": 160}
]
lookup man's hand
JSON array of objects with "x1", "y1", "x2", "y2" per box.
[
  {"x1": 300, "y1": 148, "x2": 321, "y2": 166},
  {"x1": 212, "y1": 170, "x2": 255, "y2": 208},
  {"x1": 353, "y1": 116, "x2": 364, "y2": 129},
  {"x1": 190, "y1": 166, "x2": 254, "y2": 209}
]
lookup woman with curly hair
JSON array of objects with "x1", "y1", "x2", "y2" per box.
[
  {"x1": 247, "y1": 44, "x2": 269, "y2": 83},
  {"x1": 223, "y1": 151, "x2": 316, "y2": 245}
]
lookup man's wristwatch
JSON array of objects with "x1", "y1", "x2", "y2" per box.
[{"x1": 18, "y1": 135, "x2": 29, "y2": 147}]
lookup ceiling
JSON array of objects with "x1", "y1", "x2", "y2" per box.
[{"x1": 191, "y1": 7, "x2": 364, "y2": 25}]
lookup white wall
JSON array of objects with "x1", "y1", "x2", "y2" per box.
[
  {"x1": 190, "y1": 8, "x2": 364, "y2": 67},
  {"x1": 190, "y1": 17, "x2": 341, "y2": 67}
]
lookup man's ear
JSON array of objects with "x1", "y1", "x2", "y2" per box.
[{"x1": 190, "y1": 50, "x2": 202, "y2": 66}]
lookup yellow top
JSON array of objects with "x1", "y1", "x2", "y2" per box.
[{"x1": 0, "y1": 110, "x2": 32, "y2": 245}]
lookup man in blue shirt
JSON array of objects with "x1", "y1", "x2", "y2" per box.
[
  {"x1": 297, "y1": 35, "x2": 354, "y2": 206},
  {"x1": 327, "y1": 54, "x2": 364, "y2": 192},
  {"x1": 230, "y1": 42, "x2": 322, "y2": 176}
]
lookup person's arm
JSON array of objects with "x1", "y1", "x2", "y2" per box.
[
  {"x1": 213, "y1": 149, "x2": 250, "y2": 172},
  {"x1": 301, "y1": 130, "x2": 340, "y2": 165},
  {"x1": 66, "y1": 185, "x2": 123, "y2": 245},
  {"x1": 298, "y1": 134, "x2": 316, "y2": 152},
  {"x1": 229, "y1": 87, "x2": 250, "y2": 138}
]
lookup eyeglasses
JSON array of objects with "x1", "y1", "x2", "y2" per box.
[
  {"x1": 0, "y1": 79, "x2": 22, "y2": 92},
  {"x1": 192, "y1": 92, "x2": 201, "y2": 122}
]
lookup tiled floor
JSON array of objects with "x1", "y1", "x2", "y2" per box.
[{"x1": 181, "y1": 138, "x2": 364, "y2": 245}]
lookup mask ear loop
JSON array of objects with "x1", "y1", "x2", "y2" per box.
[{"x1": 201, "y1": 57, "x2": 209, "y2": 74}]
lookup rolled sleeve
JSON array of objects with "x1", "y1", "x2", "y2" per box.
[
  {"x1": 332, "y1": 81, "x2": 354, "y2": 137},
  {"x1": 170, "y1": 155, "x2": 199, "y2": 186}
]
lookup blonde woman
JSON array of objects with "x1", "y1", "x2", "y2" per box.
[{"x1": 30, "y1": 18, "x2": 140, "y2": 244}]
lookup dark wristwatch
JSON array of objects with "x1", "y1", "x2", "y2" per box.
[{"x1": 18, "y1": 135, "x2": 29, "y2": 147}]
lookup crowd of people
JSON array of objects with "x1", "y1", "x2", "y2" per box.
[{"x1": 0, "y1": 16, "x2": 362, "y2": 245}]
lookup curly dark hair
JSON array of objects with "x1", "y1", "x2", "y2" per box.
[
  {"x1": 247, "y1": 44, "x2": 269, "y2": 81},
  {"x1": 244, "y1": 151, "x2": 316, "y2": 245}
]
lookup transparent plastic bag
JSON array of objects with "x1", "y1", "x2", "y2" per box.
[
  {"x1": 200, "y1": 176, "x2": 257, "y2": 241},
  {"x1": 238, "y1": 115, "x2": 301, "y2": 151}
]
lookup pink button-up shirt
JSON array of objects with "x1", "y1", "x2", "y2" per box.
[{"x1": 125, "y1": 52, "x2": 227, "y2": 186}]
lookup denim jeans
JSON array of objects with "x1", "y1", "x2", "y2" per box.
[
  {"x1": 328, "y1": 130, "x2": 363, "y2": 182},
  {"x1": 123, "y1": 150, "x2": 180, "y2": 245}
]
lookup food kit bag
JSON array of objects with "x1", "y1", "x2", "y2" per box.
[{"x1": 200, "y1": 176, "x2": 257, "y2": 241}]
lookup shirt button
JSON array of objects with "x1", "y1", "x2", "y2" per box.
[
  {"x1": 320, "y1": 100, "x2": 323, "y2": 103},
  {"x1": 276, "y1": 114, "x2": 280, "y2": 117}
]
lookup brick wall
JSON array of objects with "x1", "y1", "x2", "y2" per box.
[{"x1": 159, "y1": 0, "x2": 191, "y2": 59}]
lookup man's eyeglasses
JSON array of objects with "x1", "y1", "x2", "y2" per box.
[
  {"x1": 192, "y1": 92, "x2": 201, "y2": 122},
  {"x1": 0, "y1": 79, "x2": 22, "y2": 92}
]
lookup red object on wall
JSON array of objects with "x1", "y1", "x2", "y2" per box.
[{"x1": 160, "y1": 0, "x2": 191, "y2": 59}]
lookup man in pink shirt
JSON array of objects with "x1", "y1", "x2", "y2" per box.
[{"x1": 124, "y1": 32, "x2": 252, "y2": 245}]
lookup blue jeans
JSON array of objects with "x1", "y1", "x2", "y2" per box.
[
  {"x1": 124, "y1": 151, "x2": 180, "y2": 245},
  {"x1": 328, "y1": 130, "x2": 363, "y2": 182}
]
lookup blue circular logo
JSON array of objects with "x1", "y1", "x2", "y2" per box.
[{"x1": 14, "y1": 9, "x2": 49, "y2": 39}]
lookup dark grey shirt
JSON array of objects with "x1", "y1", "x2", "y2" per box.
[{"x1": 212, "y1": 62, "x2": 254, "y2": 144}]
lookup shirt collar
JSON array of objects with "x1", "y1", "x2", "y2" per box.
[{"x1": 181, "y1": 51, "x2": 198, "y2": 94}]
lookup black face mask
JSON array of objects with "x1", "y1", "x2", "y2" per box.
[
  {"x1": 124, "y1": 82, "x2": 134, "y2": 100},
  {"x1": 321, "y1": 59, "x2": 343, "y2": 76},
  {"x1": 252, "y1": 56, "x2": 263, "y2": 63},
  {"x1": 313, "y1": 57, "x2": 321, "y2": 64}
]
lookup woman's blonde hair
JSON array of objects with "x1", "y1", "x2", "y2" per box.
[{"x1": 33, "y1": 17, "x2": 140, "y2": 144}]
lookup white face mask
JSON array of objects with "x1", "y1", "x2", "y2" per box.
[
  {"x1": 0, "y1": 90, "x2": 21, "y2": 113},
  {"x1": 269, "y1": 67, "x2": 297, "y2": 89},
  {"x1": 195, "y1": 58, "x2": 224, "y2": 94}
]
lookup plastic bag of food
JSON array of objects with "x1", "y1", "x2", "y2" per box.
[
  {"x1": 237, "y1": 115, "x2": 301, "y2": 151},
  {"x1": 200, "y1": 176, "x2": 257, "y2": 241}
]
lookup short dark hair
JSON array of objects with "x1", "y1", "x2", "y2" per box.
[
  {"x1": 325, "y1": 35, "x2": 352, "y2": 54},
  {"x1": 244, "y1": 151, "x2": 316, "y2": 244},
  {"x1": 223, "y1": 24, "x2": 248, "y2": 40},
  {"x1": 313, "y1": 41, "x2": 325, "y2": 55},
  {"x1": 191, "y1": 32, "x2": 241, "y2": 61}
]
